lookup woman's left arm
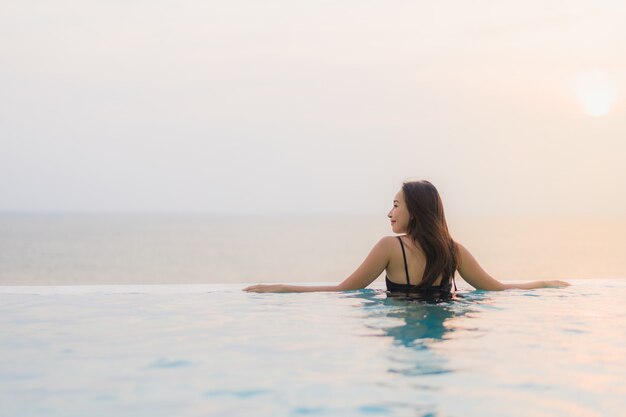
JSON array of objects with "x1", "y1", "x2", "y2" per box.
[
  {"x1": 456, "y1": 242, "x2": 570, "y2": 290},
  {"x1": 243, "y1": 237, "x2": 391, "y2": 293}
]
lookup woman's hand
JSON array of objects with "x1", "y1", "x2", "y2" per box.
[
  {"x1": 542, "y1": 280, "x2": 571, "y2": 288},
  {"x1": 243, "y1": 284, "x2": 287, "y2": 293}
]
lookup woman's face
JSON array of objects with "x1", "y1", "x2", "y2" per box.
[{"x1": 388, "y1": 190, "x2": 410, "y2": 234}]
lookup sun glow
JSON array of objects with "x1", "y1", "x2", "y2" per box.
[{"x1": 573, "y1": 71, "x2": 618, "y2": 117}]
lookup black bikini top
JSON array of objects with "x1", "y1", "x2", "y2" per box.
[{"x1": 385, "y1": 236, "x2": 457, "y2": 293}]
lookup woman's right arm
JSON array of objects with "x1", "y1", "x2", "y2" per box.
[{"x1": 455, "y1": 242, "x2": 570, "y2": 290}]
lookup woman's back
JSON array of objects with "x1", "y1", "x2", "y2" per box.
[{"x1": 384, "y1": 235, "x2": 452, "y2": 292}]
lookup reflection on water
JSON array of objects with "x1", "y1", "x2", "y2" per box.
[
  {"x1": 2, "y1": 282, "x2": 625, "y2": 417},
  {"x1": 346, "y1": 289, "x2": 489, "y2": 379}
]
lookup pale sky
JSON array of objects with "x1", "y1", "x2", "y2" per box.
[{"x1": 1, "y1": 0, "x2": 625, "y2": 215}]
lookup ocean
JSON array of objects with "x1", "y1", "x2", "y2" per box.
[{"x1": 1, "y1": 213, "x2": 625, "y2": 286}]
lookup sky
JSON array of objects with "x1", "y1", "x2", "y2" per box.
[{"x1": 1, "y1": 0, "x2": 625, "y2": 215}]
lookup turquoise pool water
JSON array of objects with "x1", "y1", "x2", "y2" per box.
[{"x1": 1, "y1": 279, "x2": 625, "y2": 416}]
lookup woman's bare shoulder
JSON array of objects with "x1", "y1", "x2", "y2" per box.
[
  {"x1": 369, "y1": 236, "x2": 401, "y2": 253},
  {"x1": 453, "y1": 241, "x2": 469, "y2": 265},
  {"x1": 454, "y1": 241, "x2": 467, "y2": 252},
  {"x1": 379, "y1": 235, "x2": 401, "y2": 246}
]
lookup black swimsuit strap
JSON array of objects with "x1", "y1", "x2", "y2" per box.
[{"x1": 397, "y1": 236, "x2": 411, "y2": 286}]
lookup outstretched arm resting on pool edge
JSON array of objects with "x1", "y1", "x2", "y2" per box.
[
  {"x1": 455, "y1": 243, "x2": 570, "y2": 290},
  {"x1": 243, "y1": 237, "x2": 392, "y2": 293},
  {"x1": 242, "y1": 284, "x2": 341, "y2": 293}
]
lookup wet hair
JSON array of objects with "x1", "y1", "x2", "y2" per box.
[{"x1": 401, "y1": 180, "x2": 458, "y2": 289}]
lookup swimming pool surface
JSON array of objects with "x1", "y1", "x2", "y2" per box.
[{"x1": 2, "y1": 279, "x2": 625, "y2": 416}]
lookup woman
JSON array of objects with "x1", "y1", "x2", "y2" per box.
[{"x1": 243, "y1": 180, "x2": 570, "y2": 294}]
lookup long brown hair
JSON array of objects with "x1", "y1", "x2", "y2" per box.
[{"x1": 401, "y1": 180, "x2": 458, "y2": 289}]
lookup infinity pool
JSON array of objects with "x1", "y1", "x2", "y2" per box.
[{"x1": 1, "y1": 279, "x2": 625, "y2": 417}]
